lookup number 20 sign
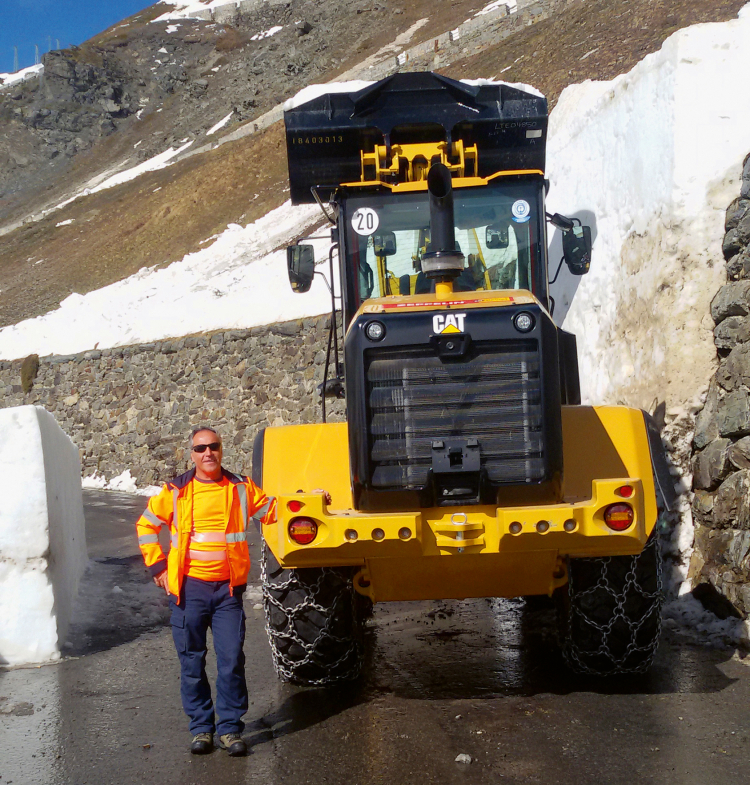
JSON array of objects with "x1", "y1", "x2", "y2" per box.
[{"x1": 351, "y1": 207, "x2": 379, "y2": 236}]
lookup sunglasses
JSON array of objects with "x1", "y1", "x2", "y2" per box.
[{"x1": 192, "y1": 442, "x2": 222, "y2": 453}]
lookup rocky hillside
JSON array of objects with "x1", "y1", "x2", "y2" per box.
[{"x1": 0, "y1": 0, "x2": 746, "y2": 332}]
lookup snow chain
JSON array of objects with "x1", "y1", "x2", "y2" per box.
[
  {"x1": 564, "y1": 537, "x2": 663, "y2": 676},
  {"x1": 260, "y1": 540, "x2": 362, "y2": 685}
]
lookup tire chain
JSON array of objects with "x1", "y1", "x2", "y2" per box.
[
  {"x1": 260, "y1": 541, "x2": 362, "y2": 686},
  {"x1": 564, "y1": 537, "x2": 663, "y2": 676}
]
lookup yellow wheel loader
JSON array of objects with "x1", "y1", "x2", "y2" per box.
[{"x1": 253, "y1": 73, "x2": 673, "y2": 684}]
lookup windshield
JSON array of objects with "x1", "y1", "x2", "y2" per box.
[{"x1": 343, "y1": 182, "x2": 543, "y2": 307}]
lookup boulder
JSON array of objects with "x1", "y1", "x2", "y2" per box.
[
  {"x1": 718, "y1": 389, "x2": 750, "y2": 437},
  {"x1": 714, "y1": 314, "x2": 750, "y2": 350},
  {"x1": 725, "y1": 197, "x2": 750, "y2": 231},
  {"x1": 692, "y1": 437, "x2": 731, "y2": 490},
  {"x1": 711, "y1": 280, "x2": 750, "y2": 323},
  {"x1": 713, "y1": 469, "x2": 750, "y2": 529},
  {"x1": 728, "y1": 436, "x2": 750, "y2": 470},
  {"x1": 693, "y1": 378, "x2": 720, "y2": 449}
]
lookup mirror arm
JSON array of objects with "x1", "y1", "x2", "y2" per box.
[
  {"x1": 546, "y1": 212, "x2": 575, "y2": 232},
  {"x1": 314, "y1": 269, "x2": 332, "y2": 294},
  {"x1": 549, "y1": 255, "x2": 565, "y2": 285},
  {"x1": 312, "y1": 187, "x2": 337, "y2": 226}
]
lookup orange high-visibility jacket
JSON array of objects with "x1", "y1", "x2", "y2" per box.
[{"x1": 135, "y1": 467, "x2": 276, "y2": 597}]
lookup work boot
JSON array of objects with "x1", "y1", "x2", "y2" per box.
[
  {"x1": 219, "y1": 733, "x2": 247, "y2": 757},
  {"x1": 190, "y1": 732, "x2": 214, "y2": 754}
]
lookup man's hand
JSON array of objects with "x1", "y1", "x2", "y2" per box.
[
  {"x1": 154, "y1": 569, "x2": 169, "y2": 594},
  {"x1": 312, "y1": 488, "x2": 332, "y2": 505}
]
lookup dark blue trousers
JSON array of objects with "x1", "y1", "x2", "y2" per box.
[{"x1": 169, "y1": 577, "x2": 247, "y2": 736}]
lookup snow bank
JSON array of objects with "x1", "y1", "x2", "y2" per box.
[
  {"x1": 0, "y1": 201, "x2": 333, "y2": 360},
  {"x1": 0, "y1": 63, "x2": 43, "y2": 90},
  {"x1": 82, "y1": 470, "x2": 161, "y2": 497},
  {"x1": 548, "y1": 5, "x2": 750, "y2": 413},
  {"x1": 0, "y1": 407, "x2": 87, "y2": 667}
]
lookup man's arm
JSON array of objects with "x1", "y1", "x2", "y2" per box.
[
  {"x1": 135, "y1": 486, "x2": 173, "y2": 590},
  {"x1": 245, "y1": 481, "x2": 277, "y2": 527}
]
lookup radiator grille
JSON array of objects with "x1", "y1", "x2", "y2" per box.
[{"x1": 365, "y1": 341, "x2": 546, "y2": 489}]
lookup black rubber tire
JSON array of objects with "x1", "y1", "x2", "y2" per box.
[
  {"x1": 557, "y1": 536, "x2": 663, "y2": 675},
  {"x1": 261, "y1": 540, "x2": 365, "y2": 685}
]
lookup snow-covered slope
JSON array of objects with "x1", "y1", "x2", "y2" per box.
[
  {"x1": 1, "y1": 4, "x2": 748, "y2": 397},
  {"x1": 0, "y1": 201, "x2": 331, "y2": 359}
]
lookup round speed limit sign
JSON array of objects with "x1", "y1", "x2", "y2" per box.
[{"x1": 351, "y1": 207, "x2": 379, "y2": 236}]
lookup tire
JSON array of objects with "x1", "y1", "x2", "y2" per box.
[
  {"x1": 261, "y1": 539, "x2": 365, "y2": 685},
  {"x1": 557, "y1": 536, "x2": 663, "y2": 675}
]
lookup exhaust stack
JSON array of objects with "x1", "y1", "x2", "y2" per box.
[{"x1": 421, "y1": 163, "x2": 465, "y2": 280}]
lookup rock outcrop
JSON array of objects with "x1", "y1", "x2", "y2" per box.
[{"x1": 690, "y1": 153, "x2": 750, "y2": 617}]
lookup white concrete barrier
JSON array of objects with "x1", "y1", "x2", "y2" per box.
[{"x1": 0, "y1": 406, "x2": 87, "y2": 666}]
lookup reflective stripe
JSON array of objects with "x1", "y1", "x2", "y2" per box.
[
  {"x1": 255, "y1": 499, "x2": 271, "y2": 520},
  {"x1": 171, "y1": 533, "x2": 178, "y2": 548},
  {"x1": 142, "y1": 509, "x2": 166, "y2": 529},
  {"x1": 226, "y1": 531, "x2": 246, "y2": 543},
  {"x1": 172, "y1": 489, "x2": 179, "y2": 531},
  {"x1": 238, "y1": 486, "x2": 249, "y2": 530},
  {"x1": 191, "y1": 532, "x2": 227, "y2": 543},
  {"x1": 188, "y1": 549, "x2": 228, "y2": 562},
  {"x1": 138, "y1": 534, "x2": 159, "y2": 545}
]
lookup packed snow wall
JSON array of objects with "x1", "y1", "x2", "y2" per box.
[
  {"x1": 546, "y1": 6, "x2": 750, "y2": 599},
  {"x1": 0, "y1": 406, "x2": 87, "y2": 666},
  {"x1": 548, "y1": 5, "x2": 750, "y2": 413}
]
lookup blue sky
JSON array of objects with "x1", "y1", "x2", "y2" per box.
[{"x1": 1, "y1": 0, "x2": 158, "y2": 74}]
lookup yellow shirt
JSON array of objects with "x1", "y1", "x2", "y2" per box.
[{"x1": 185, "y1": 476, "x2": 230, "y2": 581}]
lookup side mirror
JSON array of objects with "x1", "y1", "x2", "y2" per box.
[
  {"x1": 486, "y1": 225, "x2": 509, "y2": 249},
  {"x1": 287, "y1": 244, "x2": 315, "y2": 293},
  {"x1": 373, "y1": 230, "x2": 397, "y2": 256},
  {"x1": 562, "y1": 225, "x2": 592, "y2": 275}
]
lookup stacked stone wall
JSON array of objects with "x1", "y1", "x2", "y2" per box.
[
  {"x1": 0, "y1": 315, "x2": 343, "y2": 487},
  {"x1": 690, "y1": 152, "x2": 750, "y2": 617}
]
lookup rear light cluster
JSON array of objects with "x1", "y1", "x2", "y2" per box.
[
  {"x1": 288, "y1": 517, "x2": 317, "y2": 545},
  {"x1": 604, "y1": 503, "x2": 634, "y2": 531}
]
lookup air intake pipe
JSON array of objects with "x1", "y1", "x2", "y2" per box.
[{"x1": 421, "y1": 163, "x2": 465, "y2": 279}]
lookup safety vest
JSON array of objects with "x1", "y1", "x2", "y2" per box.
[{"x1": 135, "y1": 467, "x2": 276, "y2": 597}]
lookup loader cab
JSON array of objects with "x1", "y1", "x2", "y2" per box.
[{"x1": 338, "y1": 178, "x2": 549, "y2": 325}]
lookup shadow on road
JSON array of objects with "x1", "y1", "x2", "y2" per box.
[{"x1": 246, "y1": 683, "x2": 366, "y2": 750}]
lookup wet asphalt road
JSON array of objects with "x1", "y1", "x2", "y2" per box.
[{"x1": 1, "y1": 490, "x2": 750, "y2": 785}]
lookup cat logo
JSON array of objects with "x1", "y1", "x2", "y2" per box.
[{"x1": 432, "y1": 313, "x2": 467, "y2": 334}]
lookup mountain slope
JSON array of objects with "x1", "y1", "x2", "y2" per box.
[{"x1": 0, "y1": 0, "x2": 746, "y2": 333}]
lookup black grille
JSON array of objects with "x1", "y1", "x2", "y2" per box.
[{"x1": 365, "y1": 341, "x2": 546, "y2": 489}]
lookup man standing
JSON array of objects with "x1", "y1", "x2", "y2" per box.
[{"x1": 136, "y1": 426, "x2": 275, "y2": 756}]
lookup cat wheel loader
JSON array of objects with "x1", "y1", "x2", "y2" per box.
[{"x1": 252, "y1": 72, "x2": 672, "y2": 684}]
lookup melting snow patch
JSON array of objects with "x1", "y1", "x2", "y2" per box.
[
  {"x1": 50, "y1": 141, "x2": 193, "y2": 215},
  {"x1": 55, "y1": 219, "x2": 74, "y2": 227},
  {"x1": 251, "y1": 25, "x2": 283, "y2": 41},
  {"x1": 475, "y1": 0, "x2": 517, "y2": 16},
  {"x1": 0, "y1": 63, "x2": 44, "y2": 90},
  {"x1": 285, "y1": 80, "x2": 376, "y2": 110},
  {"x1": 461, "y1": 77, "x2": 544, "y2": 98},
  {"x1": 207, "y1": 111, "x2": 234, "y2": 136}
]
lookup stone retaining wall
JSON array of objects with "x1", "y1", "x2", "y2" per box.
[
  {"x1": 690, "y1": 152, "x2": 750, "y2": 617},
  {"x1": 0, "y1": 314, "x2": 343, "y2": 486}
]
